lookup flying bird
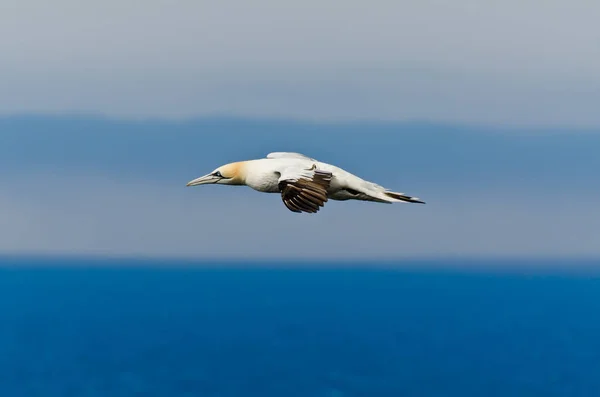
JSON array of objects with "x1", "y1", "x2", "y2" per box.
[{"x1": 186, "y1": 152, "x2": 425, "y2": 214}]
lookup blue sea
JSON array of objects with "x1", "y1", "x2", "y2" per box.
[{"x1": 1, "y1": 259, "x2": 599, "y2": 397}]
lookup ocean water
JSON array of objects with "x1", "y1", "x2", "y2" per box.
[{"x1": 1, "y1": 259, "x2": 599, "y2": 397}]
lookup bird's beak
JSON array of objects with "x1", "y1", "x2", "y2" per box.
[{"x1": 186, "y1": 174, "x2": 221, "y2": 186}]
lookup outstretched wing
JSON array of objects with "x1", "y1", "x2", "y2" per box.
[
  {"x1": 267, "y1": 152, "x2": 317, "y2": 161},
  {"x1": 278, "y1": 165, "x2": 332, "y2": 213}
]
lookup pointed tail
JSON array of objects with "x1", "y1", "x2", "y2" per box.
[{"x1": 383, "y1": 191, "x2": 426, "y2": 204}]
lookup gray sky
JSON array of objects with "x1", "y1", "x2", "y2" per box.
[{"x1": 2, "y1": 0, "x2": 600, "y2": 126}]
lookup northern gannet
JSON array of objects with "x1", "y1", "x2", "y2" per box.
[{"x1": 186, "y1": 152, "x2": 425, "y2": 213}]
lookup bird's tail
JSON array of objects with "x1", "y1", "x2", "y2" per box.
[
  {"x1": 344, "y1": 179, "x2": 425, "y2": 204},
  {"x1": 382, "y1": 191, "x2": 426, "y2": 204}
]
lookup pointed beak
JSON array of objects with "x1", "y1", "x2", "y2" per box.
[{"x1": 186, "y1": 174, "x2": 220, "y2": 186}]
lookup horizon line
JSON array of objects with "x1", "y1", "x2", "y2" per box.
[
  {"x1": 1, "y1": 253, "x2": 599, "y2": 264},
  {"x1": 2, "y1": 112, "x2": 600, "y2": 133}
]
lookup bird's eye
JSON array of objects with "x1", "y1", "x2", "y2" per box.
[{"x1": 213, "y1": 171, "x2": 223, "y2": 178}]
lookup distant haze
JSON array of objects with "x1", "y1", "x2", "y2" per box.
[
  {"x1": 1, "y1": 1, "x2": 600, "y2": 126},
  {"x1": 2, "y1": 2, "x2": 598, "y2": 259},
  {"x1": 1, "y1": 117, "x2": 599, "y2": 259}
]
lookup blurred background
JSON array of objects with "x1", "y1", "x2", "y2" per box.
[{"x1": 1, "y1": 0, "x2": 599, "y2": 259}]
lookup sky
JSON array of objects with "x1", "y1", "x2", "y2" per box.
[
  {"x1": 1, "y1": 117, "x2": 599, "y2": 259},
  {"x1": 1, "y1": 1, "x2": 599, "y2": 259},
  {"x1": 2, "y1": 0, "x2": 600, "y2": 126}
]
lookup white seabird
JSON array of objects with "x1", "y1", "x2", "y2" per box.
[{"x1": 186, "y1": 152, "x2": 425, "y2": 214}]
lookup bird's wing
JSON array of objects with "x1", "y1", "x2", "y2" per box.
[
  {"x1": 266, "y1": 152, "x2": 316, "y2": 161},
  {"x1": 277, "y1": 165, "x2": 332, "y2": 213}
]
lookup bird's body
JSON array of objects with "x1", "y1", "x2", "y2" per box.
[{"x1": 187, "y1": 152, "x2": 424, "y2": 213}]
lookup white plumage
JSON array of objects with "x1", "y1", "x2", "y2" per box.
[{"x1": 186, "y1": 152, "x2": 425, "y2": 214}]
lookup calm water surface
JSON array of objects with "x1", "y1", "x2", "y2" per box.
[{"x1": 1, "y1": 259, "x2": 599, "y2": 397}]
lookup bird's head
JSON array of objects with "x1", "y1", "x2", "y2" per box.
[{"x1": 186, "y1": 161, "x2": 246, "y2": 187}]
